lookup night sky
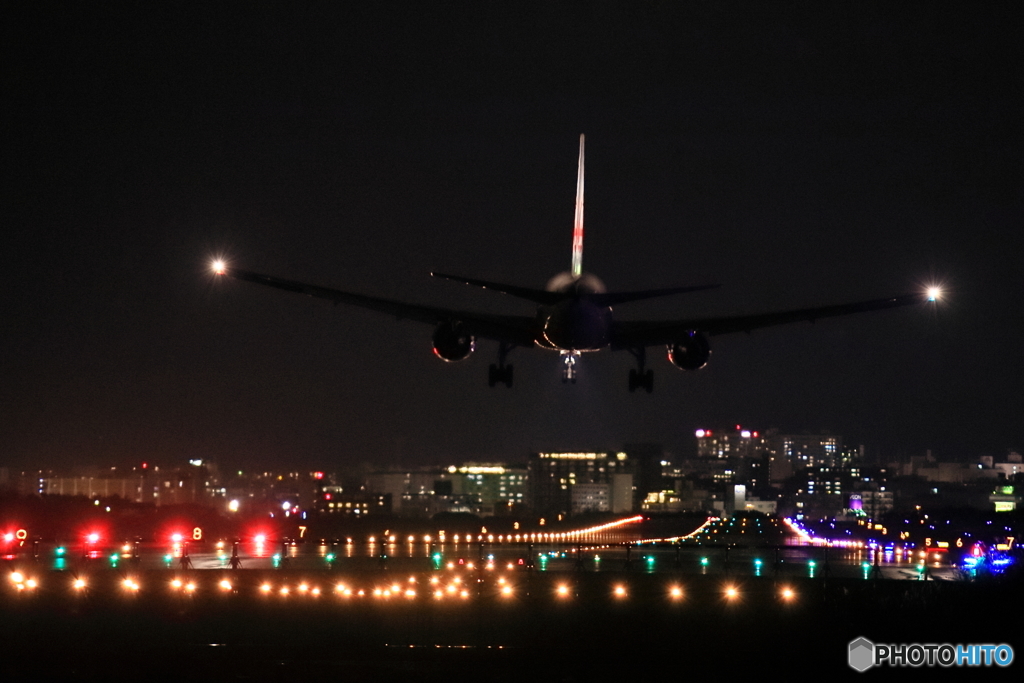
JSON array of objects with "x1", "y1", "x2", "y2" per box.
[{"x1": 3, "y1": 5, "x2": 1021, "y2": 472}]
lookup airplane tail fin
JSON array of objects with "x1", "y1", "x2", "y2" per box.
[{"x1": 571, "y1": 133, "x2": 584, "y2": 277}]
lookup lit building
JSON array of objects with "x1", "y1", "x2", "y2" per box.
[
  {"x1": 446, "y1": 464, "x2": 527, "y2": 513},
  {"x1": 695, "y1": 426, "x2": 763, "y2": 460},
  {"x1": 768, "y1": 432, "x2": 843, "y2": 470},
  {"x1": 849, "y1": 490, "x2": 894, "y2": 518},
  {"x1": 316, "y1": 488, "x2": 390, "y2": 516},
  {"x1": 527, "y1": 451, "x2": 635, "y2": 517}
]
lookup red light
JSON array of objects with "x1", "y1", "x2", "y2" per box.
[
  {"x1": 171, "y1": 533, "x2": 183, "y2": 543},
  {"x1": 314, "y1": 471, "x2": 324, "y2": 480},
  {"x1": 2, "y1": 533, "x2": 13, "y2": 543},
  {"x1": 254, "y1": 534, "x2": 267, "y2": 544},
  {"x1": 735, "y1": 425, "x2": 741, "y2": 430},
  {"x1": 141, "y1": 462, "x2": 148, "y2": 469},
  {"x1": 753, "y1": 431, "x2": 759, "y2": 438},
  {"x1": 86, "y1": 532, "x2": 100, "y2": 544}
]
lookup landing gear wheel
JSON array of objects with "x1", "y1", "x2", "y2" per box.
[
  {"x1": 489, "y1": 363, "x2": 513, "y2": 388},
  {"x1": 627, "y1": 347, "x2": 654, "y2": 393},
  {"x1": 488, "y1": 343, "x2": 515, "y2": 388}
]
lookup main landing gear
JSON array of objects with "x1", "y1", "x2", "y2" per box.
[
  {"x1": 561, "y1": 351, "x2": 580, "y2": 383},
  {"x1": 628, "y1": 347, "x2": 654, "y2": 393},
  {"x1": 488, "y1": 342, "x2": 514, "y2": 388}
]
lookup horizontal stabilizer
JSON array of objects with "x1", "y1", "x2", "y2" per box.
[
  {"x1": 592, "y1": 284, "x2": 720, "y2": 306},
  {"x1": 431, "y1": 272, "x2": 564, "y2": 305}
]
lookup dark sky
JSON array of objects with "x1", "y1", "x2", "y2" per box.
[{"x1": 3, "y1": 4, "x2": 1021, "y2": 472}]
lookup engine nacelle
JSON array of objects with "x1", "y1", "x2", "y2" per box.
[
  {"x1": 432, "y1": 322, "x2": 475, "y2": 362},
  {"x1": 667, "y1": 332, "x2": 710, "y2": 371}
]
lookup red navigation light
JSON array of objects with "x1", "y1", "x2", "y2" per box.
[{"x1": 314, "y1": 471, "x2": 324, "y2": 480}]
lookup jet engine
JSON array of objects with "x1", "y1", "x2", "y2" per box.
[
  {"x1": 432, "y1": 322, "x2": 475, "y2": 361},
  {"x1": 667, "y1": 331, "x2": 710, "y2": 370}
]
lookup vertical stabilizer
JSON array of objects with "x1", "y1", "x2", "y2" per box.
[{"x1": 571, "y1": 134, "x2": 585, "y2": 277}]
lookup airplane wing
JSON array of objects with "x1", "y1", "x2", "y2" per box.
[
  {"x1": 219, "y1": 267, "x2": 537, "y2": 346},
  {"x1": 610, "y1": 291, "x2": 932, "y2": 348}
]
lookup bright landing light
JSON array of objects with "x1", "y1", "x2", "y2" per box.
[
  {"x1": 212, "y1": 259, "x2": 226, "y2": 275},
  {"x1": 926, "y1": 286, "x2": 942, "y2": 302}
]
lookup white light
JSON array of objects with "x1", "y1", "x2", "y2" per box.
[
  {"x1": 212, "y1": 260, "x2": 226, "y2": 275},
  {"x1": 927, "y1": 286, "x2": 941, "y2": 302}
]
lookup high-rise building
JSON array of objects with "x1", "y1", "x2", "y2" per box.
[
  {"x1": 527, "y1": 451, "x2": 635, "y2": 517},
  {"x1": 695, "y1": 426, "x2": 764, "y2": 460}
]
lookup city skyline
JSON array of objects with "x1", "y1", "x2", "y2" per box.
[{"x1": 3, "y1": 6, "x2": 1021, "y2": 472}]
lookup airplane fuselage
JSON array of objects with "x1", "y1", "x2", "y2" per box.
[
  {"x1": 534, "y1": 271, "x2": 611, "y2": 351},
  {"x1": 536, "y1": 296, "x2": 612, "y2": 351}
]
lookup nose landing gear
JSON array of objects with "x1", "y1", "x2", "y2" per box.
[{"x1": 561, "y1": 351, "x2": 580, "y2": 383}]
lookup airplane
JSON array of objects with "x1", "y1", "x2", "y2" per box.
[{"x1": 211, "y1": 134, "x2": 940, "y2": 392}]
